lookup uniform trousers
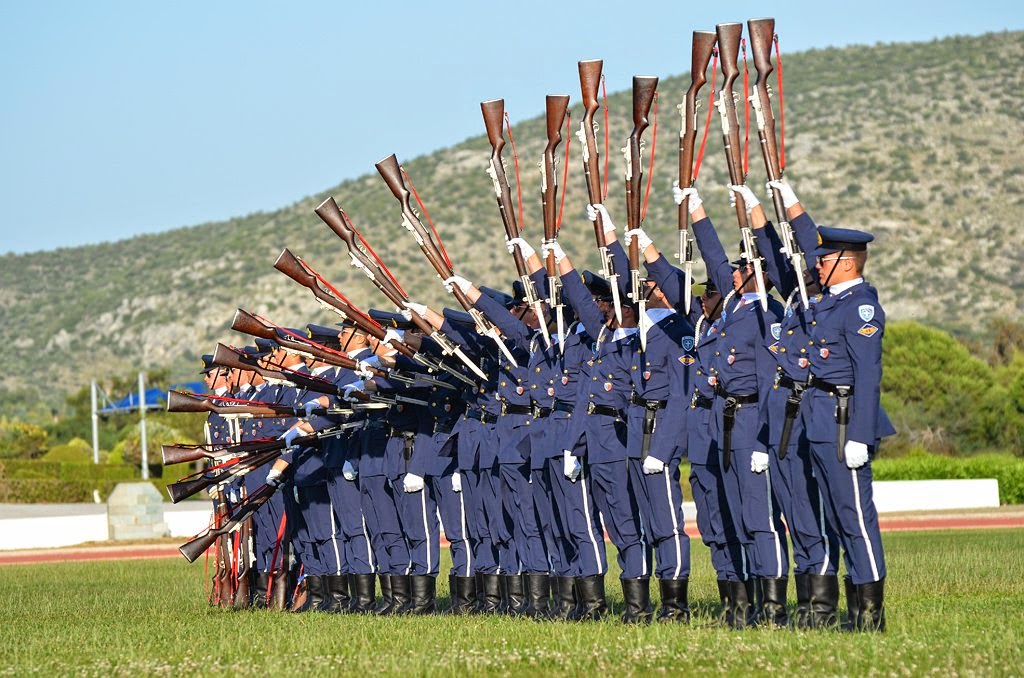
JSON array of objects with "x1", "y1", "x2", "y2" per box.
[
  {"x1": 628, "y1": 457, "x2": 690, "y2": 580},
  {"x1": 360, "y1": 474, "x2": 409, "y2": 576}
]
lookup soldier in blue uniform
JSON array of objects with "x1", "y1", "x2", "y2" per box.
[
  {"x1": 802, "y1": 222, "x2": 895, "y2": 632},
  {"x1": 675, "y1": 185, "x2": 788, "y2": 628},
  {"x1": 542, "y1": 232, "x2": 650, "y2": 623}
]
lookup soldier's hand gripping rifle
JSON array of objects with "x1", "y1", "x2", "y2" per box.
[
  {"x1": 623, "y1": 75, "x2": 659, "y2": 350},
  {"x1": 480, "y1": 98, "x2": 551, "y2": 349},
  {"x1": 576, "y1": 59, "x2": 623, "y2": 325},
  {"x1": 179, "y1": 481, "x2": 278, "y2": 563},
  {"x1": 748, "y1": 17, "x2": 808, "y2": 308},
  {"x1": 375, "y1": 153, "x2": 520, "y2": 367},
  {"x1": 677, "y1": 31, "x2": 717, "y2": 315},
  {"x1": 541, "y1": 94, "x2": 570, "y2": 351},
  {"x1": 313, "y1": 197, "x2": 483, "y2": 383},
  {"x1": 715, "y1": 22, "x2": 768, "y2": 311},
  {"x1": 274, "y1": 248, "x2": 476, "y2": 385}
]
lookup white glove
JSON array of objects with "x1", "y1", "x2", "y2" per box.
[
  {"x1": 642, "y1": 455, "x2": 665, "y2": 475},
  {"x1": 729, "y1": 184, "x2": 760, "y2": 215},
  {"x1": 403, "y1": 300, "x2": 428, "y2": 317},
  {"x1": 767, "y1": 179, "x2": 800, "y2": 209},
  {"x1": 403, "y1": 472, "x2": 425, "y2": 493},
  {"x1": 342, "y1": 459, "x2": 358, "y2": 481},
  {"x1": 341, "y1": 381, "x2": 365, "y2": 401},
  {"x1": 845, "y1": 441, "x2": 870, "y2": 469},
  {"x1": 751, "y1": 451, "x2": 770, "y2": 473},
  {"x1": 563, "y1": 450, "x2": 582, "y2": 482},
  {"x1": 506, "y1": 237, "x2": 536, "y2": 259},
  {"x1": 303, "y1": 401, "x2": 318, "y2": 418},
  {"x1": 451, "y1": 472, "x2": 462, "y2": 493},
  {"x1": 586, "y1": 203, "x2": 616, "y2": 234},
  {"x1": 279, "y1": 427, "x2": 301, "y2": 448},
  {"x1": 625, "y1": 228, "x2": 653, "y2": 253},
  {"x1": 266, "y1": 466, "x2": 284, "y2": 487},
  {"x1": 355, "y1": 360, "x2": 378, "y2": 380},
  {"x1": 443, "y1": 274, "x2": 473, "y2": 294},
  {"x1": 382, "y1": 328, "x2": 405, "y2": 345},
  {"x1": 541, "y1": 239, "x2": 567, "y2": 264},
  {"x1": 399, "y1": 308, "x2": 412, "y2": 321},
  {"x1": 673, "y1": 182, "x2": 703, "y2": 214}
]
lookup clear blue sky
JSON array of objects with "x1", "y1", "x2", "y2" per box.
[{"x1": 2, "y1": 0, "x2": 1020, "y2": 254}]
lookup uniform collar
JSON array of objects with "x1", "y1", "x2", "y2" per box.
[
  {"x1": 612, "y1": 327, "x2": 639, "y2": 341},
  {"x1": 645, "y1": 308, "x2": 675, "y2": 324},
  {"x1": 827, "y1": 277, "x2": 864, "y2": 296}
]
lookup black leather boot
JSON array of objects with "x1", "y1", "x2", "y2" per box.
[
  {"x1": 729, "y1": 579, "x2": 756, "y2": 629},
  {"x1": 374, "y1": 574, "x2": 394, "y2": 615},
  {"x1": 294, "y1": 575, "x2": 326, "y2": 612},
  {"x1": 656, "y1": 578, "x2": 690, "y2": 623},
  {"x1": 569, "y1": 575, "x2": 607, "y2": 621},
  {"x1": 807, "y1": 573, "x2": 839, "y2": 629},
  {"x1": 759, "y1": 577, "x2": 789, "y2": 627},
  {"x1": 450, "y1": 574, "x2": 477, "y2": 615},
  {"x1": 550, "y1": 576, "x2": 577, "y2": 620},
  {"x1": 407, "y1": 575, "x2": 436, "y2": 615},
  {"x1": 717, "y1": 580, "x2": 733, "y2": 626},
  {"x1": 504, "y1": 574, "x2": 527, "y2": 616},
  {"x1": 856, "y1": 578, "x2": 886, "y2": 632},
  {"x1": 620, "y1": 578, "x2": 653, "y2": 624},
  {"x1": 252, "y1": 572, "x2": 270, "y2": 609},
  {"x1": 793, "y1": 574, "x2": 811, "y2": 629},
  {"x1": 525, "y1": 574, "x2": 551, "y2": 620},
  {"x1": 350, "y1": 574, "x2": 376, "y2": 613},
  {"x1": 476, "y1": 574, "x2": 503, "y2": 614},
  {"x1": 388, "y1": 574, "x2": 412, "y2": 615},
  {"x1": 323, "y1": 574, "x2": 351, "y2": 613},
  {"x1": 842, "y1": 575, "x2": 859, "y2": 631}
]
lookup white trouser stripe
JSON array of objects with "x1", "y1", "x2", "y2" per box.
[
  {"x1": 458, "y1": 488, "x2": 472, "y2": 576},
  {"x1": 764, "y1": 469, "x2": 783, "y2": 578},
  {"x1": 420, "y1": 488, "x2": 432, "y2": 574},
  {"x1": 663, "y1": 466, "x2": 683, "y2": 580},
  {"x1": 579, "y1": 466, "x2": 604, "y2": 574},
  {"x1": 741, "y1": 547, "x2": 748, "y2": 580},
  {"x1": 329, "y1": 496, "x2": 342, "y2": 575},
  {"x1": 851, "y1": 468, "x2": 879, "y2": 581},
  {"x1": 817, "y1": 488, "x2": 830, "y2": 576},
  {"x1": 361, "y1": 513, "x2": 375, "y2": 571}
]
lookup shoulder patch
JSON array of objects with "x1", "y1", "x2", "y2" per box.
[
  {"x1": 771, "y1": 323, "x2": 781, "y2": 340},
  {"x1": 681, "y1": 336, "x2": 695, "y2": 351},
  {"x1": 858, "y1": 304, "x2": 875, "y2": 322},
  {"x1": 857, "y1": 323, "x2": 879, "y2": 337}
]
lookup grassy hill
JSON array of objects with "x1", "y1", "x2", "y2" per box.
[{"x1": 2, "y1": 30, "x2": 1022, "y2": 415}]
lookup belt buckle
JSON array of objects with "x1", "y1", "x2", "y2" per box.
[
  {"x1": 586, "y1": 401, "x2": 597, "y2": 415},
  {"x1": 500, "y1": 402, "x2": 508, "y2": 416},
  {"x1": 531, "y1": 404, "x2": 541, "y2": 418}
]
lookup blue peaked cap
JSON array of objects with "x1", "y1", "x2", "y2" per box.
[{"x1": 813, "y1": 226, "x2": 875, "y2": 256}]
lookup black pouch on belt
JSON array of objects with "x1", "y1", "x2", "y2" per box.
[
  {"x1": 777, "y1": 385, "x2": 806, "y2": 460},
  {"x1": 722, "y1": 397, "x2": 738, "y2": 471},
  {"x1": 834, "y1": 387, "x2": 852, "y2": 462},
  {"x1": 402, "y1": 431, "x2": 416, "y2": 471},
  {"x1": 641, "y1": 407, "x2": 658, "y2": 461}
]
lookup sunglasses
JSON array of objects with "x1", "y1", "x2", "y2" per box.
[{"x1": 816, "y1": 255, "x2": 853, "y2": 264}]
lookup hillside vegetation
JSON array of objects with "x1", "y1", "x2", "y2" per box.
[{"x1": 2, "y1": 31, "x2": 1021, "y2": 414}]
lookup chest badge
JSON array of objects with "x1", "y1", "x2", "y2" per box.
[
  {"x1": 603, "y1": 382, "x2": 613, "y2": 392},
  {"x1": 643, "y1": 370, "x2": 652, "y2": 380},
  {"x1": 819, "y1": 348, "x2": 830, "y2": 359},
  {"x1": 726, "y1": 354, "x2": 736, "y2": 365},
  {"x1": 547, "y1": 387, "x2": 555, "y2": 397},
  {"x1": 798, "y1": 357, "x2": 810, "y2": 368},
  {"x1": 561, "y1": 375, "x2": 569, "y2": 385},
  {"x1": 708, "y1": 376, "x2": 718, "y2": 387},
  {"x1": 516, "y1": 386, "x2": 524, "y2": 395}
]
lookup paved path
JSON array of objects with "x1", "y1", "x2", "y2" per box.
[{"x1": 3, "y1": 507, "x2": 1021, "y2": 567}]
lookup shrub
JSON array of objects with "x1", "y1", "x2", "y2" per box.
[
  {"x1": 41, "y1": 437, "x2": 93, "y2": 463},
  {"x1": 0, "y1": 417, "x2": 49, "y2": 459}
]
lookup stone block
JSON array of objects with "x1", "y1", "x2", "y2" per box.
[{"x1": 107, "y1": 482, "x2": 169, "y2": 540}]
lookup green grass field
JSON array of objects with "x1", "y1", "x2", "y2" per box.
[{"x1": 2, "y1": 530, "x2": 1023, "y2": 676}]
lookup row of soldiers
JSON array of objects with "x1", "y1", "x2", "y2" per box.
[{"x1": 191, "y1": 174, "x2": 891, "y2": 631}]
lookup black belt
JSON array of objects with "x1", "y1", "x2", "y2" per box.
[
  {"x1": 465, "y1": 408, "x2": 498, "y2": 425},
  {"x1": 501, "y1": 402, "x2": 532, "y2": 416},
  {"x1": 586, "y1": 402, "x2": 621, "y2": 418},
  {"x1": 531, "y1": 401, "x2": 552, "y2": 419},
  {"x1": 777, "y1": 374, "x2": 809, "y2": 391},
  {"x1": 714, "y1": 384, "x2": 759, "y2": 404},
  {"x1": 552, "y1": 399, "x2": 575, "y2": 414},
  {"x1": 631, "y1": 394, "x2": 668, "y2": 410},
  {"x1": 433, "y1": 419, "x2": 456, "y2": 435},
  {"x1": 691, "y1": 393, "x2": 714, "y2": 410},
  {"x1": 385, "y1": 424, "x2": 417, "y2": 438},
  {"x1": 808, "y1": 376, "x2": 853, "y2": 396}
]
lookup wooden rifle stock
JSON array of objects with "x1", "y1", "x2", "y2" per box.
[
  {"x1": 679, "y1": 31, "x2": 716, "y2": 233},
  {"x1": 166, "y1": 389, "x2": 295, "y2": 418},
  {"x1": 715, "y1": 22, "x2": 746, "y2": 216},
  {"x1": 213, "y1": 491, "x2": 233, "y2": 605},
  {"x1": 542, "y1": 94, "x2": 570, "y2": 258},
  {"x1": 480, "y1": 99, "x2": 527, "y2": 276},
  {"x1": 231, "y1": 308, "x2": 374, "y2": 375},
  {"x1": 375, "y1": 154, "x2": 476, "y2": 314},
  {"x1": 577, "y1": 59, "x2": 606, "y2": 244},
  {"x1": 233, "y1": 486, "x2": 252, "y2": 609},
  {"x1": 165, "y1": 448, "x2": 281, "y2": 503},
  {"x1": 211, "y1": 343, "x2": 348, "y2": 399},
  {"x1": 625, "y1": 75, "x2": 659, "y2": 283},
  {"x1": 180, "y1": 483, "x2": 278, "y2": 563}
]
